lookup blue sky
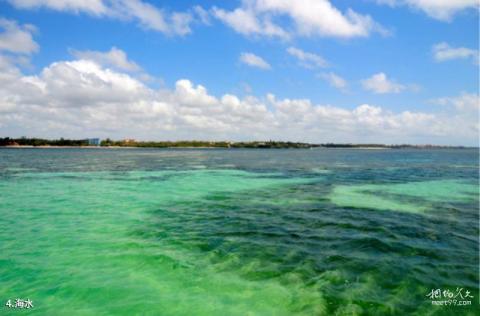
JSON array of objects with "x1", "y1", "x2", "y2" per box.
[{"x1": 0, "y1": 0, "x2": 478, "y2": 145}]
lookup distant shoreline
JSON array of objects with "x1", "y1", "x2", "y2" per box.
[
  {"x1": 1, "y1": 137, "x2": 476, "y2": 149},
  {"x1": 1, "y1": 145, "x2": 476, "y2": 150}
]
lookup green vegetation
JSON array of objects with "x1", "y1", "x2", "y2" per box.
[
  {"x1": 0, "y1": 137, "x2": 89, "y2": 147},
  {"x1": 0, "y1": 137, "x2": 472, "y2": 149},
  {"x1": 100, "y1": 139, "x2": 315, "y2": 148},
  {"x1": 320, "y1": 143, "x2": 468, "y2": 149}
]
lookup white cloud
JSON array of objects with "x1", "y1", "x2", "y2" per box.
[
  {"x1": 376, "y1": 0, "x2": 478, "y2": 21},
  {"x1": 9, "y1": 0, "x2": 108, "y2": 15},
  {"x1": 0, "y1": 18, "x2": 38, "y2": 54},
  {"x1": 111, "y1": 0, "x2": 170, "y2": 33},
  {"x1": 212, "y1": 6, "x2": 289, "y2": 39},
  {"x1": 7, "y1": 0, "x2": 193, "y2": 35},
  {"x1": 319, "y1": 72, "x2": 348, "y2": 91},
  {"x1": 287, "y1": 47, "x2": 328, "y2": 68},
  {"x1": 213, "y1": 0, "x2": 386, "y2": 39},
  {"x1": 433, "y1": 42, "x2": 479, "y2": 64},
  {"x1": 0, "y1": 51, "x2": 477, "y2": 145},
  {"x1": 431, "y1": 93, "x2": 480, "y2": 112},
  {"x1": 361, "y1": 72, "x2": 405, "y2": 94},
  {"x1": 193, "y1": 5, "x2": 211, "y2": 25},
  {"x1": 240, "y1": 52, "x2": 271, "y2": 70},
  {"x1": 71, "y1": 47, "x2": 140, "y2": 72},
  {"x1": 171, "y1": 12, "x2": 193, "y2": 35}
]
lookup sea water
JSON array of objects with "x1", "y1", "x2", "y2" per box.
[{"x1": 0, "y1": 148, "x2": 478, "y2": 315}]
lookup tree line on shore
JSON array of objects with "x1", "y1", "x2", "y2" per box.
[
  {"x1": 0, "y1": 137, "x2": 90, "y2": 147},
  {"x1": 0, "y1": 137, "x2": 470, "y2": 149}
]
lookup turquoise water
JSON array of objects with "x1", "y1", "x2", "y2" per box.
[{"x1": 0, "y1": 148, "x2": 478, "y2": 315}]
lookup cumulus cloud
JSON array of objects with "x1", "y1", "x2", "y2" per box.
[
  {"x1": 213, "y1": 0, "x2": 387, "y2": 39},
  {"x1": 0, "y1": 18, "x2": 38, "y2": 54},
  {"x1": 287, "y1": 47, "x2": 328, "y2": 68},
  {"x1": 433, "y1": 42, "x2": 479, "y2": 64},
  {"x1": 361, "y1": 72, "x2": 405, "y2": 94},
  {"x1": 71, "y1": 47, "x2": 140, "y2": 72},
  {"x1": 239, "y1": 52, "x2": 271, "y2": 70},
  {"x1": 318, "y1": 72, "x2": 348, "y2": 91},
  {"x1": 7, "y1": 0, "x2": 193, "y2": 35},
  {"x1": 0, "y1": 51, "x2": 477, "y2": 145},
  {"x1": 376, "y1": 0, "x2": 478, "y2": 21}
]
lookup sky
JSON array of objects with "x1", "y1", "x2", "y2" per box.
[{"x1": 0, "y1": 0, "x2": 478, "y2": 145}]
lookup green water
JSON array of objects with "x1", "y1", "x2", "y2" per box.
[
  {"x1": 0, "y1": 148, "x2": 478, "y2": 315},
  {"x1": 330, "y1": 180, "x2": 478, "y2": 213}
]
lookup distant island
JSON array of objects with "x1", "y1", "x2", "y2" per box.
[{"x1": 0, "y1": 137, "x2": 474, "y2": 149}]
